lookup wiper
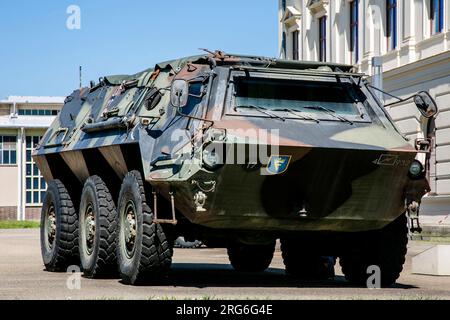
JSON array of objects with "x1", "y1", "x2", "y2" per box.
[
  {"x1": 273, "y1": 108, "x2": 320, "y2": 123},
  {"x1": 234, "y1": 105, "x2": 285, "y2": 122},
  {"x1": 304, "y1": 105, "x2": 353, "y2": 125}
]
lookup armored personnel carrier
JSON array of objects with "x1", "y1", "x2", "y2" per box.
[{"x1": 34, "y1": 51, "x2": 437, "y2": 286}]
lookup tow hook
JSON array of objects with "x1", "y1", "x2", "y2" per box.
[{"x1": 407, "y1": 201, "x2": 423, "y2": 239}]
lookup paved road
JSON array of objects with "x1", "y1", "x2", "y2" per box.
[{"x1": 0, "y1": 229, "x2": 449, "y2": 300}]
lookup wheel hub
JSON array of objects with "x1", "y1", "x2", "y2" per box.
[
  {"x1": 46, "y1": 205, "x2": 56, "y2": 250},
  {"x1": 84, "y1": 205, "x2": 95, "y2": 255},
  {"x1": 123, "y1": 201, "x2": 137, "y2": 257}
]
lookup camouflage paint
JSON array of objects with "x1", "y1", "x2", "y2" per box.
[{"x1": 33, "y1": 52, "x2": 429, "y2": 233}]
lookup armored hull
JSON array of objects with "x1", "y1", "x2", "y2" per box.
[{"x1": 34, "y1": 52, "x2": 434, "y2": 286}]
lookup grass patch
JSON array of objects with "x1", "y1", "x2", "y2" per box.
[
  {"x1": 0, "y1": 220, "x2": 40, "y2": 229},
  {"x1": 411, "y1": 238, "x2": 450, "y2": 244}
]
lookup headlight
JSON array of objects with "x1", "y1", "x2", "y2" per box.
[
  {"x1": 409, "y1": 160, "x2": 423, "y2": 178},
  {"x1": 202, "y1": 149, "x2": 222, "y2": 170}
]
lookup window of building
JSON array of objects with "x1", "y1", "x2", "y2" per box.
[
  {"x1": 18, "y1": 109, "x2": 59, "y2": 116},
  {"x1": 350, "y1": 0, "x2": 359, "y2": 63},
  {"x1": 282, "y1": 0, "x2": 287, "y2": 12},
  {"x1": 282, "y1": 32, "x2": 287, "y2": 58},
  {"x1": 319, "y1": 16, "x2": 327, "y2": 62},
  {"x1": 430, "y1": 0, "x2": 444, "y2": 34},
  {"x1": 25, "y1": 136, "x2": 46, "y2": 205},
  {"x1": 292, "y1": 30, "x2": 299, "y2": 60},
  {"x1": 0, "y1": 136, "x2": 17, "y2": 165},
  {"x1": 386, "y1": 0, "x2": 397, "y2": 50}
]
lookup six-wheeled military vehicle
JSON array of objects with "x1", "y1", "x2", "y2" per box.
[{"x1": 34, "y1": 51, "x2": 437, "y2": 286}]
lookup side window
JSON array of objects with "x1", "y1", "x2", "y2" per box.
[
  {"x1": 18, "y1": 109, "x2": 59, "y2": 116},
  {"x1": 26, "y1": 136, "x2": 46, "y2": 205},
  {"x1": 430, "y1": 0, "x2": 444, "y2": 35},
  {"x1": 0, "y1": 136, "x2": 17, "y2": 165},
  {"x1": 350, "y1": 0, "x2": 359, "y2": 63},
  {"x1": 319, "y1": 16, "x2": 327, "y2": 62},
  {"x1": 183, "y1": 82, "x2": 203, "y2": 115},
  {"x1": 386, "y1": 0, "x2": 397, "y2": 50},
  {"x1": 292, "y1": 30, "x2": 299, "y2": 60}
]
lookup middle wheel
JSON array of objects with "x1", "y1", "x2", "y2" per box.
[{"x1": 79, "y1": 175, "x2": 118, "y2": 278}]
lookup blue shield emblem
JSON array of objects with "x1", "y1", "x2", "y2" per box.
[{"x1": 267, "y1": 155, "x2": 291, "y2": 174}]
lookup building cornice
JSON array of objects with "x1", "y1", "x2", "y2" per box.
[
  {"x1": 0, "y1": 96, "x2": 65, "y2": 105},
  {"x1": 384, "y1": 50, "x2": 450, "y2": 80},
  {"x1": 0, "y1": 116, "x2": 56, "y2": 129},
  {"x1": 307, "y1": 0, "x2": 329, "y2": 18},
  {"x1": 383, "y1": 51, "x2": 450, "y2": 92},
  {"x1": 281, "y1": 6, "x2": 302, "y2": 30}
]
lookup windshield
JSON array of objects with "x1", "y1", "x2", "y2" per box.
[{"x1": 234, "y1": 77, "x2": 364, "y2": 116}]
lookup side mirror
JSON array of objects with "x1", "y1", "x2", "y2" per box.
[
  {"x1": 170, "y1": 80, "x2": 189, "y2": 108},
  {"x1": 414, "y1": 91, "x2": 438, "y2": 118}
]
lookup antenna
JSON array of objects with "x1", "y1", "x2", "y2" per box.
[{"x1": 79, "y1": 66, "x2": 82, "y2": 89}]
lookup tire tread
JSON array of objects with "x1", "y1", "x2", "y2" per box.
[
  {"x1": 81, "y1": 176, "x2": 118, "y2": 278},
  {"x1": 41, "y1": 180, "x2": 79, "y2": 272}
]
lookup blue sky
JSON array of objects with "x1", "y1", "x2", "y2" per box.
[{"x1": 0, "y1": 0, "x2": 278, "y2": 99}]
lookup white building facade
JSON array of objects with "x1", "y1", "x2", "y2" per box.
[
  {"x1": 0, "y1": 96, "x2": 64, "y2": 220},
  {"x1": 279, "y1": 0, "x2": 450, "y2": 225}
]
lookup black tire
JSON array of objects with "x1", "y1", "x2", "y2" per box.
[
  {"x1": 174, "y1": 237, "x2": 203, "y2": 249},
  {"x1": 117, "y1": 171, "x2": 172, "y2": 285},
  {"x1": 281, "y1": 239, "x2": 336, "y2": 279},
  {"x1": 339, "y1": 213, "x2": 408, "y2": 287},
  {"x1": 78, "y1": 176, "x2": 118, "y2": 278},
  {"x1": 227, "y1": 242, "x2": 275, "y2": 272},
  {"x1": 40, "y1": 180, "x2": 79, "y2": 272}
]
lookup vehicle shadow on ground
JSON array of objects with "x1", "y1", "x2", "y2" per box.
[{"x1": 129, "y1": 263, "x2": 417, "y2": 289}]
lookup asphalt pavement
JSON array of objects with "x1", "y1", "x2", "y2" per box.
[{"x1": 0, "y1": 229, "x2": 449, "y2": 300}]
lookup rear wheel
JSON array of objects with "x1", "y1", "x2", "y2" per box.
[
  {"x1": 116, "y1": 171, "x2": 172, "y2": 285},
  {"x1": 339, "y1": 213, "x2": 408, "y2": 287},
  {"x1": 227, "y1": 242, "x2": 275, "y2": 272},
  {"x1": 78, "y1": 176, "x2": 118, "y2": 278},
  {"x1": 40, "y1": 180, "x2": 79, "y2": 272}
]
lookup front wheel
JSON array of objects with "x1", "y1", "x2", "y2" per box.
[
  {"x1": 227, "y1": 242, "x2": 275, "y2": 272},
  {"x1": 116, "y1": 171, "x2": 172, "y2": 285},
  {"x1": 339, "y1": 213, "x2": 408, "y2": 287},
  {"x1": 40, "y1": 180, "x2": 79, "y2": 272}
]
